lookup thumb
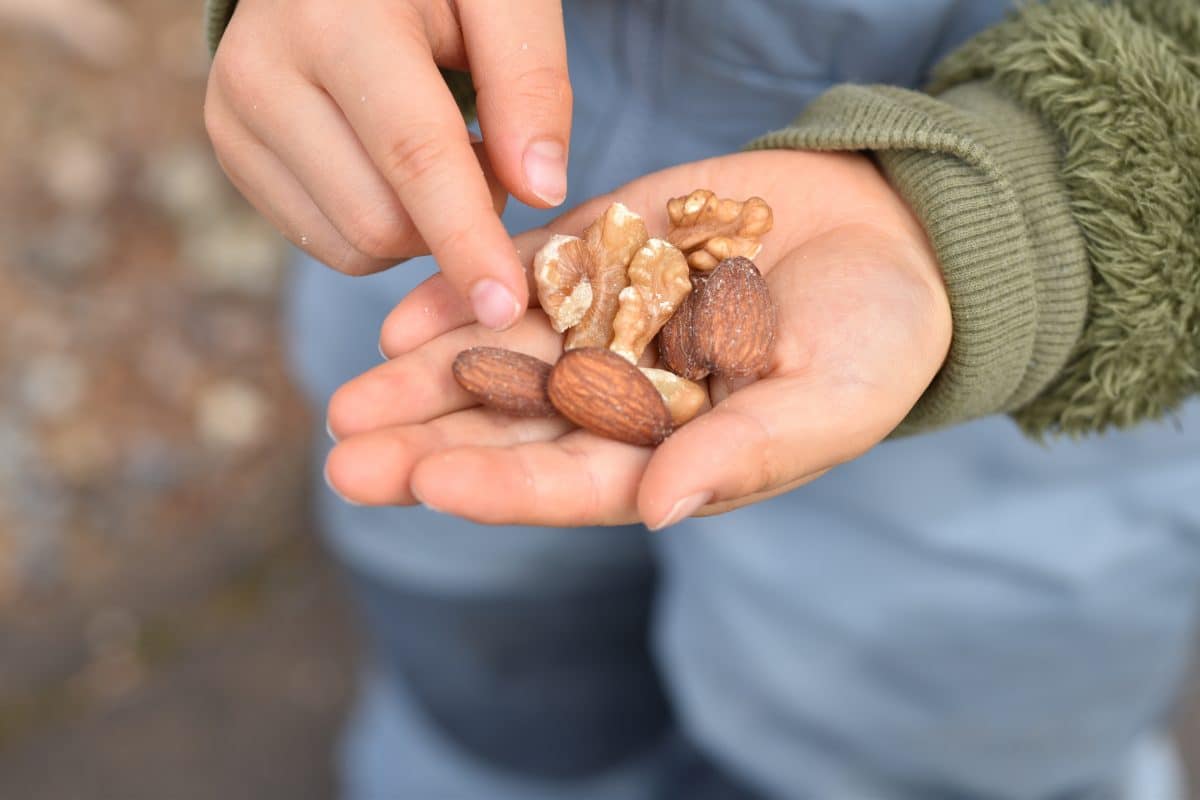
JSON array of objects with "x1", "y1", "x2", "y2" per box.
[{"x1": 636, "y1": 375, "x2": 879, "y2": 530}]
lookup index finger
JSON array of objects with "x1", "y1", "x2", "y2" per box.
[{"x1": 317, "y1": 16, "x2": 527, "y2": 330}]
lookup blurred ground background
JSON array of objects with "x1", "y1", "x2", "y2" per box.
[
  {"x1": 1, "y1": 2, "x2": 1199, "y2": 799},
  {"x1": 0, "y1": 0, "x2": 359, "y2": 796}
]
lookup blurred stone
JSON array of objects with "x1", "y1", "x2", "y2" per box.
[
  {"x1": 0, "y1": 0, "x2": 133, "y2": 68},
  {"x1": 40, "y1": 134, "x2": 117, "y2": 211},
  {"x1": 75, "y1": 647, "x2": 143, "y2": 701},
  {"x1": 136, "y1": 334, "x2": 202, "y2": 406},
  {"x1": 22, "y1": 214, "x2": 111, "y2": 280},
  {"x1": 8, "y1": 311, "x2": 72, "y2": 355},
  {"x1": 182, "y1": 216, "x2": 286, "y2": 298},
  {"x1": 0, "y1": 415, "x2": 37, "y2": 484},
  {"x1": 155, "y1": 16, "x2": 209, "y2": 80},
  {"x1": 199, "y1": 305, "x2": 270, "y2": 361},
  {"x1": 85, "y1": 606, "x2": 139, "y2": 657},
  {"x1": 43, "y1": 420, "x2": 118, "y2": 488},
  {"x1": 122, "y1": 434, "x2": 189, "y2": 492},
  {"x1": 19, "y1": 353, "x2": 88, "y2": 421},
  {"x1": 141, "y1": 145, "x2": 228, "y2": 224},
  {"x1": 195, "y1": 379, "x2": 270, "y2": 452},
  {"x1": 7, "y1": 512, "x2": 65, "y2": 590}
]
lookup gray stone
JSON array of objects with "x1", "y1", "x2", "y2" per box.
[
  {"x1": 195, "y1": 379, "x2": 270, "y2": 453},
  {"x1": 18, "y1": 353, "x2": 88, "y2": 420}
]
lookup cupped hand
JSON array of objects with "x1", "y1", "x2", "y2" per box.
[
  {"x1": 204, "y1": 0, "x2": 571, "y2": 329},
  {"x1": 323, "y1": 150, "x2": 952, "y2": 529}
]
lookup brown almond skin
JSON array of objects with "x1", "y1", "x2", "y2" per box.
[
  {"x1": 452, "y1": 347, "x2": 557, "y2": 417},
  {"x1": 693, "y1": 256, "x2": 776, "y2": 378},
  {"x1": 658, "y1": 274, "x2": 710, "y2": 381},
  {"x1": 548, "y1": 348, "x2": 673, "y2": 446}
]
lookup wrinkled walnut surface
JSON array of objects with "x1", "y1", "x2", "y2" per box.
[
  {"x1": 610, "y1": 238, "x2": 691, "y2": 364},
  {"x1": 666, "y1": 189, "x2": 773, "y2": 271},
  {"x1": 564, "y1": 203, "x2": 649, "y2": 349}
]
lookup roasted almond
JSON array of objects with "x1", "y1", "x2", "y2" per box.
[
  {"x1": 657, "y1": 273, "x2": 708, "y2": 381},
  {"x1": 547, "y1": 348, "x2": 673, "y2": 446},
  {"x1": 452, "y1": 347, "x2": 557, "y2": 417},
  {"x1": 694, "y1": 256, "x2": 775, "y2": 378},
  {"x1": 659, "y1": 258, "x2": 775, "y2": 380}
]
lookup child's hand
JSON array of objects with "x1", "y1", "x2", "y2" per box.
[
  {"x1": 204, "y1": 0, "x2": 571, "y2": 330},
  {"x1": 322, "y1": 151, "x2": 952, "y2": 529}
]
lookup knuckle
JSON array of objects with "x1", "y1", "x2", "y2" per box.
[
  {"x1": 344, "y1": 202, "x2": 413, "y2": 260},
  {"x1": 508, "y1": 65, "x2": 573, "y2": 110},
  {"x1": 382, "y1": 134, "x2": 452, "y2": 186},
  {"x1": 329, "y1": 246, "x2": 391, "y2": 277},
  {"x1": 428, "y1": 222, "x2": 474, "y2": 262}
]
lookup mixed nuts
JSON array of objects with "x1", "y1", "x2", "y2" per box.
[{"x1": 451, "y1": 190, "x2": 776, "y2": 446}]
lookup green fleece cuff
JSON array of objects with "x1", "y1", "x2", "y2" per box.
[
  {"x1": 931, "y1": 0, "x2": 1200, "y2": 435},
  {"x1": 751, "y1": 0, "x2": 1200, "y2": 437},
  {"x1": 748, "y1": 83, "x2": 1090, "y2": 436},
  {"x1": 204, "y1": 0, "x2": 235, "y2": 56}
]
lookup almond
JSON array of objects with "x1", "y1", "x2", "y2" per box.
[
  {"x1": 452, "y1": 347, "x2": 557, "y2": 417},
  {"x1": 658, "y1": 273, "x2": 708, "y2": 381},
  {"x1": 547, "y1": 348, "x2": 673, "y2": 446},
  {"x1": 658, "y1": 257, "x2": 775, "y2": 380},
  {"x1": 694, "y1": 256, "x2": 775, "y2": 378}
]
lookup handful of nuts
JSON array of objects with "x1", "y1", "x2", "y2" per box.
[{"x1": 452, "y1": 190, "x2": 776, "y2": 446}]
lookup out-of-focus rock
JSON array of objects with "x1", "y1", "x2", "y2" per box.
[
  {"x1": 42, "y1": 420, "x2": 117, "y2": 488},
  {"x1": 195, "y1": 379, "x2": 271, "y2": 452},
  {"x1": 40, "y1": 134, "x2": 117, "y2": 211},
  {"x1": 22, "y1": 214, "x2": 112, "y2": 280},
  {"x1": 19, "y1": 353, "x2": 88, "y2": 421},
  {"x1": 137, "y1": 334, "x2": 203, "y2": 406},
  {"x1": 156, "y1": 16, "x2": 209, "y2": 80},
  {"x1": 141, "y1": 145, "x2": 229, "y2": 225},
  {"x1": 195, "y1": 305, "x2": 271, "y2": 362},
  {"x1": 7, "y1": 311, "x2": 72, "y2": 358},
  {"x1": 122, "y1": 433, "x2": 190, "y2": 491},
  {"x1": 0, "y1": 0, "x2": 133, "y2": 68},
  {"x1": 182, "y1": 216, "x2": 286, "y2": 298}
]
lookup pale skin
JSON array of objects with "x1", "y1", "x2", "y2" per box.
[{"x1": 205, "y1": 0, "x2": 952, "y2": 530}]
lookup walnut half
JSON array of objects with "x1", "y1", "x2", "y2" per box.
[
  {"x1": 533, "y1": 202, "x2": 649, "y2": 348},
  {"x1": 609, "y1": 238, "x2": 691, "y2": 365},
  {"x1": 665, "y1": 189, "x2": 773, "y2": 271}
]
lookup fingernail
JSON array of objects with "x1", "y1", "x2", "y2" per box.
[
  {"x1": 377, "y1": 339, "x2": 389, "y2": 361},
  {"x1": 649, "y1": 492, "x2": 711, "y2": 531},
  {"x1": 325, "y1": 418, "x2": 338, "y2": 443},
  {"x1": 523, "y1": 139, "x2": 567, "y2": 206},
  {"x1": 470, "y1": 279, "x2": 521, "y2": 330},
  {"x1": 323, "y1": 460, "x2": 360, "y2": 506}
]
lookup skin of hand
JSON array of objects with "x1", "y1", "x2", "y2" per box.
[
  {"x1": 204, "y1": 0, "x2": 572, "y2": 330},
  {"x1": 323, "y1": 150, "x2": 953, "y2": 531}
]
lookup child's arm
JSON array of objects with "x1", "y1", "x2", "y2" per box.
[{"x1": 203, "y1": 0, "x2": 572, "y2": 331}]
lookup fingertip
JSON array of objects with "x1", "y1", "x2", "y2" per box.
[
  {"x1": 322, "y1": 457, "x2": 360, "y2": 506},
  {"x1": 470, "y1": 278, "x2": 524, "y2": 331},
  {"x1": 646, "y1": 491, "x2": 712, "y2": 532},
  {"x1": 522, "y1": 138, "x2": 567, "y2": 207}
]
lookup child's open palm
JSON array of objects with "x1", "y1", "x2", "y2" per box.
[{"x1": 324, "y1": 150, "x2": 952, "y2": 529}]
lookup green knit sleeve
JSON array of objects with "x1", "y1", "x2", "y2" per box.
[
  {"x1": 201, "y1": 0, "x2": 478, "y2": 123},
  {"x1": 748, "y1": 0, "x2": 1200, "y2": 438}
]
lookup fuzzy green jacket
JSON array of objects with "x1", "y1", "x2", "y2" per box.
[{"x1": 204, "y1": 0, "x2": 1200, "y2": 439}]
